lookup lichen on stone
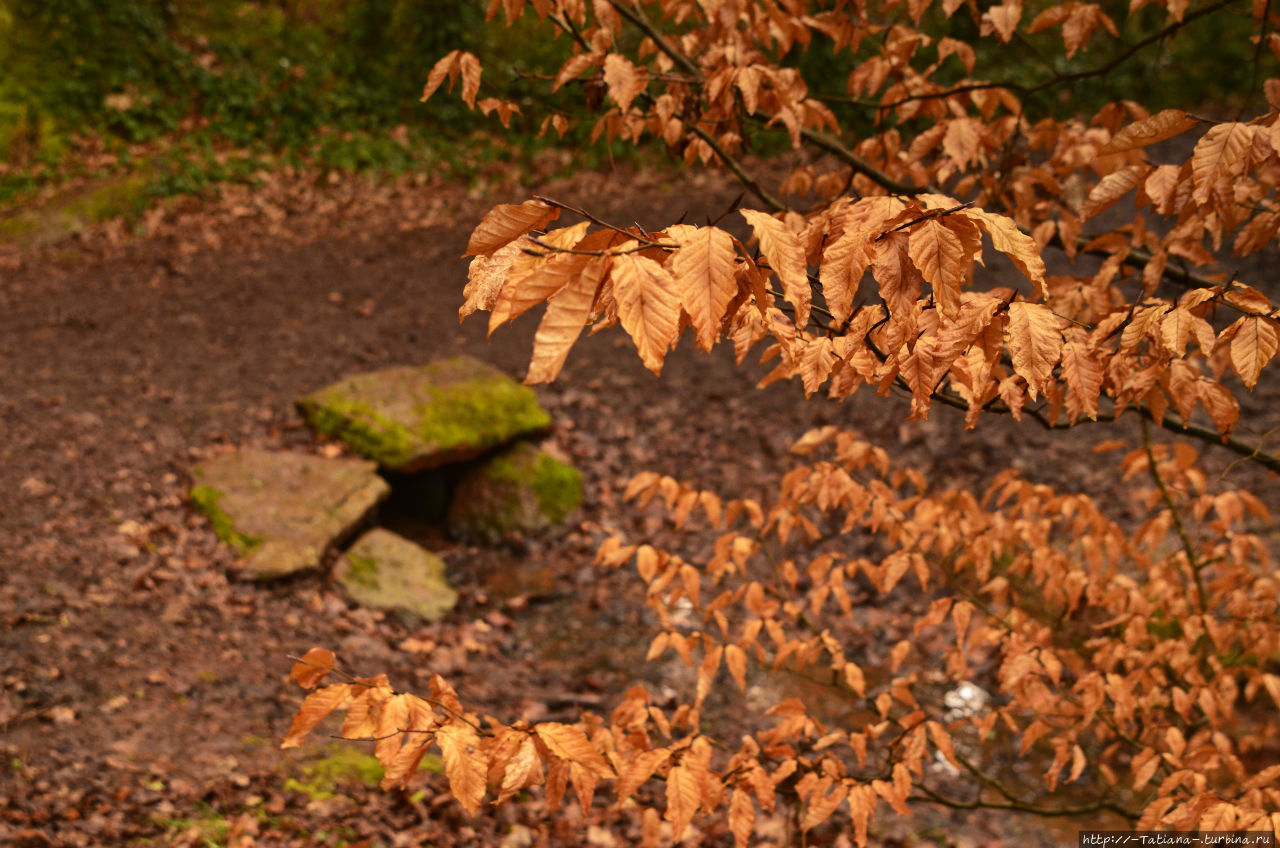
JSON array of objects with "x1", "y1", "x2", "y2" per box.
[
  {"x1": 342, "y1": 553, "x2": 380, "y2": 589},
  {"x1": 335, "y1": 529, "x2": 458, "y2": 622}
]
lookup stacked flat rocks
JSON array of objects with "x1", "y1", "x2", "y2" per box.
[{"x1": 190, "y1": 356, "x2": 582, "y2": 621}]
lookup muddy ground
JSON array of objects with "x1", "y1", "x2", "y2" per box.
[{"x1": 1, "y1": 165, "x2": 1276, "y2": 847}]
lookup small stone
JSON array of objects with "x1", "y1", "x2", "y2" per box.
[
  {"x1": 296, "y1": 356, "x2": 551, "y2": 471},
  {"x1": 190, "y1": 450, "x2": 389, "y2": 579},
  {"x1": 335, "y1": 529, "x2": 458, "y2": 622},
  {"x1": 447, "y1": 442, "x2": 583, "y2": 545}
]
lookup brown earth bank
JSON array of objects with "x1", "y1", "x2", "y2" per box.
[{"x1": 1, "y1": 166, "x2": 1276, "y2": 847}]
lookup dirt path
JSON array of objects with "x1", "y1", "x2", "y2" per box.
[{"x1": 1, "y1": 168, "x2": 1275, "y2": 847}]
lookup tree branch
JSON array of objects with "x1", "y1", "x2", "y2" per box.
[{"x1": 689, "y1": 124, "x2": 788, "y2": 213}]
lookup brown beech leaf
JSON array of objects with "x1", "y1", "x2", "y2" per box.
[
  {"x1": 729, "y1": 788, "x2": 754, "y2": 848},
  {"x1": 1081, "y1": 164, "x2": 1149, "y2": 220},
  {"x1": 603, "y1": 53, "x2": 647, "y2": 113},
  {"x1": 1198, "y1": 380, "x2": 1240, "y2": 436},
  {"x1": 668, "y1": 225, "x2": 738, "y2": 351},
  {"x1": 281, "y1": 683, "x2": 352, "y2": 749},
  {"x1": 525, "y1": 255, "x2": 609, "y2": 383},
  {"x1": 461, "y1": 240, "x2": 522, "y2": 322},
  {"x1": 458, "y1": 52, "x2": 482, "y2": 108},
  {"x1": 1098, "y1": 108, "x2": 1199, "y2": 155},
  {"x1": 289, "y1": 648, "x2": 336, "y2": 690},
  {"x1": 907, "y1": 218, "x2": 967, "y2": 318},
  {"x1": 381, "y1": 737, "x2": 431, "y2": 790},
  {"x1": 960, "y1": 208, "x2": 1047, "y2": 296},
  {"x1": 1191, "y1": 123, "x2": 1254, "y2": 205},
  {"x1": 437, "y1": 722, "x2": 487, "y2": 816},
  {"x1": 665, "y1": 759, "x2": 702, "y2": 841},
  {"x1": 1229, "y1": 316, "x2": 1279, "y2": 389},
  {"x1": 1006, "y1": 302, "x2": 1064, "y2": 399},
  {"x1": 497, "y1": 736, "x2": 545, "y2": 804},
  {"x1": 611, "y1": 253, "x2": 681, "y2": 373},
  {"x1": 616, "y1": 748, "x2": 671, "y2": 800},
  {"x1": 534, "y1": 723, "x2": 615, "y2": 778},
  {"x1": 801, "y1": 779, "x2": 846, "y2": 832},
  {"x1": 486, "y1": 223, "x2": 591, "y2": 331},
  {"x1": 1060, "y1": 329, "x2": 1102, "y2": 419},
  {"x1": 373, "y1": 693, "x2": 411, "y2": 765},
  {"x1": 741, "y1": 209, "x2": 811, "y2": 328},
  {"x1": 985, "y1": 0, "x2": 1022, "y2": 42},
  {"x1": 466, "y1": 199, "x2": 560, "y2": 257}
]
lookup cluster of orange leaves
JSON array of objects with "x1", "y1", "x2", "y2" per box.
[
  {"x1": 286, "y1": 0, "x2": 1280, "y2": 840},
  {"x1": 285, "y1": 429, "x2": 1279, "y2": 842}
]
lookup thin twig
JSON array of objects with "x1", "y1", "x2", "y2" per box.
[
  {"x1": 1141, "y1": 419, "x2": 1209, "y2": 613},
  {"x1": 532, "y1": 196, "x2": 666, "y2": 246},
  {"x1": 873, "y1": 202, "x2": 975, "y2": 241}
]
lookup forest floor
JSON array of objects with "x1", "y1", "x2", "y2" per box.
[{"x1": 1, "y1": 164, "x2": 1276, "y2": 848}]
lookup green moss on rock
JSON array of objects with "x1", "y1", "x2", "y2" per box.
[
  {"x1": 296, "y1": 357, "x2": 551, "y2": 471},
  {"x1": 447, "y1": 442, "x2": 583, "y2": 544},
  {"x1": 343, "y1": 553, "x2": 380, "y2": 589},
  {"x1": 189, "y1": 484, "x2": 262, "y2": 554}
]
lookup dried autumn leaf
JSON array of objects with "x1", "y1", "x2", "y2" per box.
[
  {"x1": 373, "y1": 693, "x2": 411, "y2": 765},
  {"x1": 1006, "y1": 303, "x2": 1064, "y2": 400},
  {"x1": 487, "y1": 223, "x2": 592, "y2": 332},
  {"x1": 960, "y1": 208, "x2": 1047, "y2": 295},
  {"x1": 611, "y1": 253, "x2": 681, "y2": 373},
  {"x1": 1229, "y1": 316, "x2": 1278, "y2": 389},
  {"x1": 437, "y1": 722, "x2": 487, "y2": 816},
  {"x1": 907, "y1": 218, "x2": 968, "y2": 318},
  {"x1": 422, "y1": 51, "x2": 460, "y2": 102},
  {"x1": 741, "y1": 209, "x2": 811, "y2": 328},
  {"x1": 1099, "y1": 109, "x2": 1199, "y2": 155},
  {"x1": 457, "y1": 52, "x2": 482, "y2": 108},
  {"x1": 1081, "y1": 165, "x2": 1149, "y2": 220},
  {"x1": 465, "y1": 200, "x2": 560, "y2": 257},
  {"x1": 603, "y1": 53, "x2": 647, "y2": 113},
  {"x1": 525, "y1": 255, "x2": 609, "y2": 383},
  {"x1": 1198, "y1": 380, "x2": 1240, "y2": 436},
  {"x1": 724, "y1": 644, "x2": 748, "y2": 691},
  {"x1": 534, "y1": 723, "x2": 615, "y2": 778},
  {"x1": 381, "y1": 737, "x2": 431, "y2": 790},
  {"x1": 729, "y1": 788, "x2": 754, "y2": 848},
  {"x1": 665, "y1": 759, "x2": 702, "y2": 841},
  {"x1": 615, "y1": 748, "x2": 671, "y2": 800},
  {"x1": 1191, "y1": 123, "x2": 1253, "y2": 205},
  {"x1": 801, "y1": 780, "x2": 846, "y2": 831},
  {"x1": 461, "y1": 240, "x2": 521, "y2": 321},
  {"x1": 669, "y1": 225, "x2": 738, "y2": 351},
  {"x1": 289, "y1": 648, "x2": 336, "y2": 690},
  {"x1": 1060, "y1": 330, "x2": 1102, "y2": 419},
  {"x1": 281, "y1": 683, "x2": 352, "y2": 749},
  {"x1": 985, "y1": 0, "x2": 1022, "y2": 42}
]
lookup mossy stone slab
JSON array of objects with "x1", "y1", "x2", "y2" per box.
[
  {"x1": 447, "y1": 442, "x2": 583, "y2": 544},
  {"x1": 296, "y1": 357, "x2": 551, "y2": 472},
  {"x1": 335, "y1": 529, "x2": 458, "y2": 621},
  {"x1": 190, "y1": 450, "x2": 389, "y2": 580}
]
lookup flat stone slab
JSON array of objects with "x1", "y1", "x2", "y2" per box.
[
  {"x1": 335, "y1": 529, "x2": 458, "y2": 621},
  {"x1": 296, "y1": 357, "x2": 551, "y2": 472},
  {"x1": 190, "y1": 450, "x2": 389, "y2": 580},
  {"x1": 447, "y1": 442, "x2": 583, "y2": 544}
]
